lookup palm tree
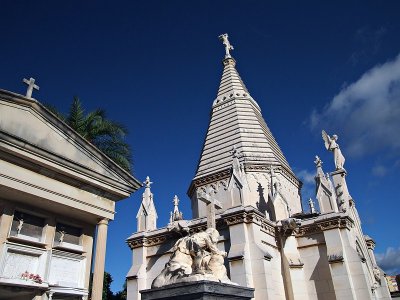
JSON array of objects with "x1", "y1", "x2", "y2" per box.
[{"x1": 45, "y1": 97, "x2": 132, "y2": 172}]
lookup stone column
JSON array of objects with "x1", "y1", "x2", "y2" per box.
[
  {"x1": 324, "y1": 228, "x2": 358, "y2": 299},
  {"x1": 91, "y1": 218, "x2": 109, "y2": 300},
  {"x1": 227, "y1": 222, "x2": 253, "y2": 287},
  {"x1": 82, "y1": 226, "x2": 94, "y2": 290},
  {"x1": 0, "y1": 204, "x2": 14, "y2": 254},
  {"x1": 127, "y1": 245, "x2": 148, "y2": 300}
]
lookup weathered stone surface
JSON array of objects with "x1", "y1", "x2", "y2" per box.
[{"x1": 140, "y1": 281, "x2": 254, "y2": 300}]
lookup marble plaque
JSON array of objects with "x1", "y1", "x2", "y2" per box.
[
  {"x1": 49, "y1": 256, "x2": 83, "y2": 287},
  {"x1": 2, "y1": 251, "x2": 39, "y2": 279}
]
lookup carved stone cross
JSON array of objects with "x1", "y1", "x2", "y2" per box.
[
  {"x1": 197, "y1": 187, "x2": 222, "y2": 229},
  {"x1": 23, "y1": 77, "x2": 39, "y2": 99}
]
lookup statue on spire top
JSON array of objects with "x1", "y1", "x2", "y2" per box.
[
  {"x1": 219, "y1": 33, "x2": 234, "y2": 58},
  {"x1": 144, "y1": 176, "x2": 153, "y2": 188},
  {"x1": 322, "y1": 130, "x2": 345, "y2": 170}
]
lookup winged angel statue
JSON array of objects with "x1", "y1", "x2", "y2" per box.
[{"x1": 322, "y1": 130, "x2": 345, "y2": 170}]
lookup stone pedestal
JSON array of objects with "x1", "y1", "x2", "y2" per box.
[{"x1": 140, "y1": 281, "x2": 254, "y2": 300}]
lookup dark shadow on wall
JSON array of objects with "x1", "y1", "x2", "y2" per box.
[
  {"x1": 256, "y1": 183, "x2": 270, "y2": 218},
  {"x1": 309, "y1": 243, "x2": 337, "y2": 300}
]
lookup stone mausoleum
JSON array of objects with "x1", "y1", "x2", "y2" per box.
[
  {"x1": 0, "y1": 87, "x2": 141, "y2": 300},
  {"x1": 126, "y1": 35, "x2": 392, "y2": 300}
]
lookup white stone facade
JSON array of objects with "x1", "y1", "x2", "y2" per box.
[
  {"x1": 126, "y1": 40, "x2": 391, "y2": 300},
  {"x1": 0, "y1": 89, "x2": 141, "y2": 300}
]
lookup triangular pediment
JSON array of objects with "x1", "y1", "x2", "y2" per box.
[{"x1": 0, "y1": 90, "x2": 141, "y2": 198}]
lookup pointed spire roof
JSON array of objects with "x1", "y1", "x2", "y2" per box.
[
  {"x1": 215, "y1": 58, "x2": 249, "y2": 100},
  {"x1": 191, "y1": 35, "x2": 296, "y2": 184}
]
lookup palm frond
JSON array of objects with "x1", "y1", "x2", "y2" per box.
[
  {"x1": 95, "y1": 137, "x2": 132, "y2": 171},
  {"x1": 67, "y1": 97, "x2": 86, "y2": 136},
  {"x1": 61, "y1": 97, "x2": 133, "y2": 173}
]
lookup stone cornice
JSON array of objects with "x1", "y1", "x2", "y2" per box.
[
  {"x1": 0, "y1": 132, "x2": 136, "y2": 200},
  {"x1": 126, "y1": 224, "x2": 184, "y2": 249},
  {"x1": 222, "y1": 206, "x2": 276, "y2": 236},
  {"x1": 296, "y1": 214, "x2": 354, "y2": 237},
  {"x1": 0, "y1": 172, "x2": 115, "y2": 215},
  {"x1": 127, "y1": 210, "x2": 354, "y2": 250},
  {"x1": 127, "y1": 206, "x2": 277, "y2": 249}
]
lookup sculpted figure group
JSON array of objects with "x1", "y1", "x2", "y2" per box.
[{"x1": 152, "y1": 228, "x2": 233, "y2": 288}]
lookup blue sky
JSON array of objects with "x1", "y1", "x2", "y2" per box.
[{"x1": 1, "y1": 1, "x2": 400, "y2": 292}]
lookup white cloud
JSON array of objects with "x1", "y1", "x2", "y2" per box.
[
  {"x1": 376, "y1": 246, "x2": 400, "y2": 275},
  {"x1": 297, "y1": 169, "x2": 316, "y2": 209},
  {"x1": 311, "y1": 53, "x2": 400, "y2": 158},
  {"x1": 372, "y1": 164, "x2": 387, "y2": 177},
  {"x1": 297, "y1": 169, "x2": 315, "y2": 185}
]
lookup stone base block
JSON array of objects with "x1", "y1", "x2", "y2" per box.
[{"x1": 140, "y1": 280, "x2": 254, "y2": 300}]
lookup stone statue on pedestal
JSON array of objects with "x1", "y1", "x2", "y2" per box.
[
  {"x1": 218, "y1": 33, "x2": 234, "y2": 58},
  {"x1": 16, "y1": 218, "x2": 24, "y2": 234},
  {"x1": 322, "y1": 130, "x2": 345, "y2": 170}
]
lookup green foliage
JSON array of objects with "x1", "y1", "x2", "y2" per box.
[
  {"x1": 88, "y1": 272, "x2": 126, "y2": 300},
  {"x1": 44, "y1": 97, "x2": 132, "y2": 172},
  {"x1": 103, "y1": 272, "x2": 114, "y2": 300},
  {"x1": 113, "y1": 280, "x2": 127, "y2": 300}
]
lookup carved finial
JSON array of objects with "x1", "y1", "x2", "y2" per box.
[
  {"x1": 173, "y1": 195, "x2": 179, "y2": 209},
  {"x1": 144, "y1": 176, "x2": 153, "y2": 188},
  {"x1": 314, "y1": 155, "x2": 322, "y2": 168},
  {"x1": 23, "y1": 77, "x2": 39, "y2": 99},
  {"x1": 219, "y1": 33, "x2": 234, "y2": 59},
  {"x1": 172, "y1": 195, "x2": 183, "y2": 221},
  {"x1": 308, "y1": 198, "x2": 317, "y2": 214},
  {"x1": 136, "y1": 176, "x2": 157, "y2": 231}
]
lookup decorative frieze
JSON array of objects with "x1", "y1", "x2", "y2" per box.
[
  {"x1": 296, "y1": 216, "x2": 353, "y2": 237},
  {"x1": 244, "y1": 164, "x2": 300, "y2": 188},
  {"x1": 128, "y1": 207, "x2": 278, "y2": 250},
  {"x1": 189, "y1": 170, "x2": 231, "y2": 195}
]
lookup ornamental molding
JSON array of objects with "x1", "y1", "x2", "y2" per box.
[
  {"x1": 296, "y1": 216, "x2": 353, "y2": 237},
  {"x1": 127, "y1": 233, "x2": 175, "y2": 249},
  {"x1": 244, "y1": 164, "x2": 300, "y2": 188},
  {"x1": 222, "y1": 207, "x2": 276, "y2": 237},
  {"x1": 188, "y1": 162, "x2": 301, "y2": 197},
  {"x1": 128, "y1": 207, "x2": 277, "y2": 249},
  {"x1": 128, "y1": 213, "x2": 354, "y2": 249},
  {"x1": 188, "y1": 169, "x2": 231, "y2": 196}
]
